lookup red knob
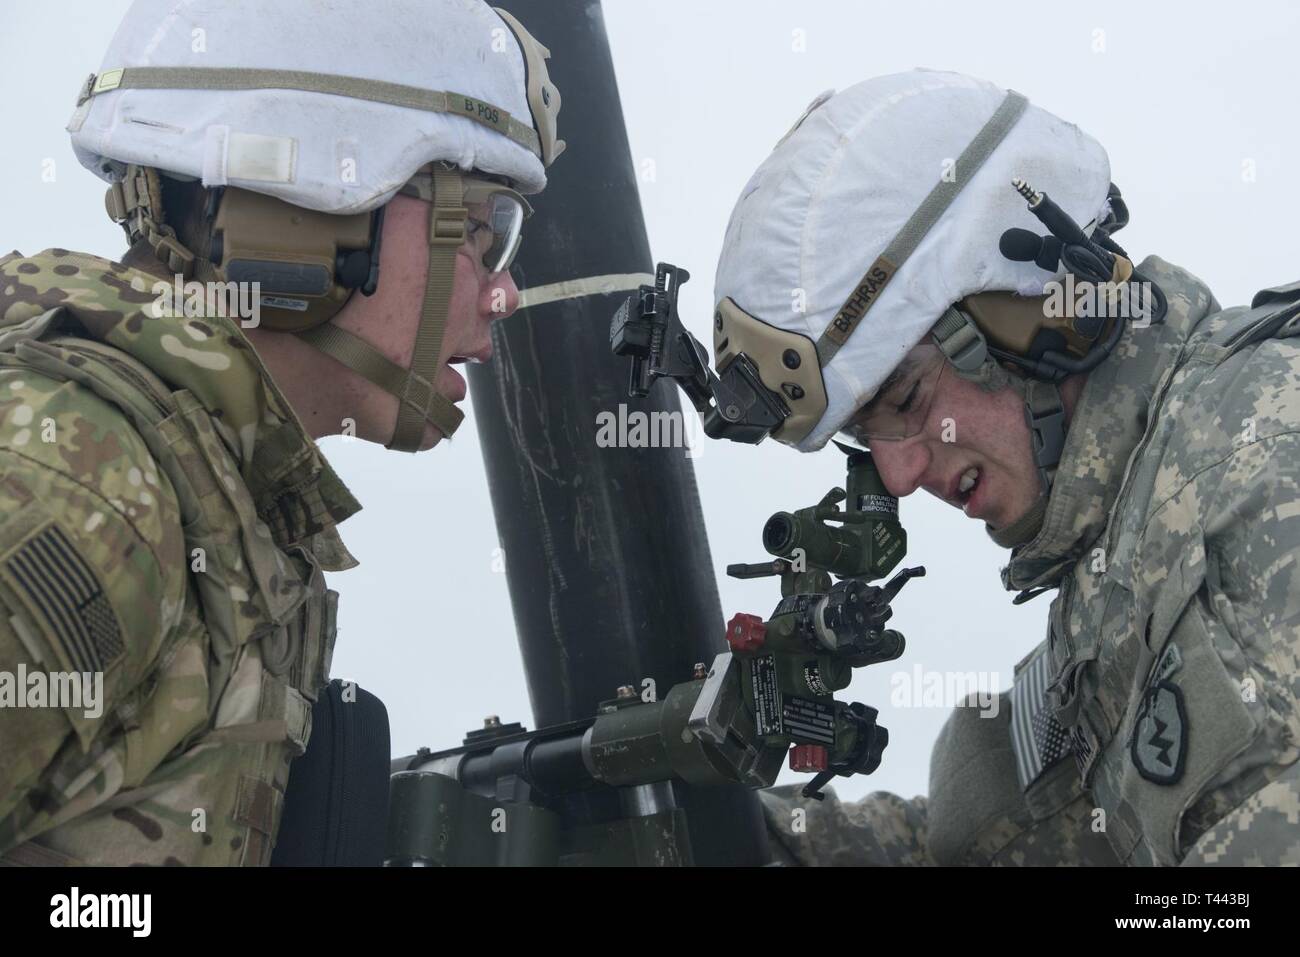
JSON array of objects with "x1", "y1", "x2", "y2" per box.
[
  {"x1": 725, "y1": 612, "x2": 766, "y2": 653},
  {"x1": 789, "y1": 744, "x2": 829, "y2": 772}
]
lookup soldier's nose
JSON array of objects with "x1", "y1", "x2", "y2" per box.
[
  {"x1": 485, "y1": 271, "x2": 519, "y2": 319},
  {"x1": 868, "y1": 437, "x2": 929, "y2": 498}
]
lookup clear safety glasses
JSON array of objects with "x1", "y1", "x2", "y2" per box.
[
  {"x1": 400, "y1": 170, "x2": 533, "y2": 275},
  {"x1": 462, "y1": 187, "x2": 529, "y2": 275},
  {"x1": 839, "y1": 344, "x2": 948, "y2": 445}
]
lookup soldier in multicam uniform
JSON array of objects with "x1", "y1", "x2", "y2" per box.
[
  {"x1": 0, "y1": 0, "x2": 563, "y2": 865},
  {"x1": 710, "y1": 71, "x2": 1300, "y2": 865}
]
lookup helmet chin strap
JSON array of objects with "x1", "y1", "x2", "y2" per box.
[
  {"x1": 1009, "y1": 374, "x2": 1066, "y2": 496},
  {"x1": 932, "y1": 304, "x2": 1066, "y2": 497},
  {"x1": 981, "y1": 373, "x2": 1062, "y2": 555},
  {"x1": 931, "y1": 307, "x2": 1064, "y2": 553},
  {"x1": 297, "y1": 168, "x2": 468, "y2": 452}
]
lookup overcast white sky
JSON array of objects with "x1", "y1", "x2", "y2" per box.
[{"x1": 3, "y1": 1, "x2": 1298, "y2": 807}]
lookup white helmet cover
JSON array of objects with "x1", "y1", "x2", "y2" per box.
[
  {"x1": 714, "y1": 69, "x2": 1111, "y2": 452},
  {"x1": 68, "y1": 0, "x2": 558, "y2": 212}
]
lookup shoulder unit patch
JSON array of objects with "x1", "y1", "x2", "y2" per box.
[{"x1": 1131, "y1": 679, "x2": 1188, "y2": 785}]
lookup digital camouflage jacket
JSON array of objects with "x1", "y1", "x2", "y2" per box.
[
  {"x1": 763, "y1": 256, "x2": 1300, "y2": 866},
  {"x1": 0, "y1": 247, "x2": 360, "y2": 865}
]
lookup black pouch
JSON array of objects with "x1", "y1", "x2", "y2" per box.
[{"x1": 271, "y1": 679, "x2": 391, "y2": 866}]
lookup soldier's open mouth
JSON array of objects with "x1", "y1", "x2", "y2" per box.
[{"x1": 958, "y1": 466, "x2": 982, "y2": 516}]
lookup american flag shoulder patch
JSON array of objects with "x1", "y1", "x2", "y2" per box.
[
  {"x1": 2, "y1": 522, "x2": 124, "y2": 673},
  {"x1": 1009, "y1": 647, "x2": 1072, "y2": 791}
]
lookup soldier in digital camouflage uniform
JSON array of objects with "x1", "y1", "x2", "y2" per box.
[
  {"x1": 711, "y1": 72, "x2": 1300, "y2": 866},
  {"x1": 0, "y1": 0, "x2": 563, "y2": 865}
]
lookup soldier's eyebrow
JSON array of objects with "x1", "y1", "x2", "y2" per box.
[{"x1": 859, "y1": 355, "x2": 920, "y2": 415}]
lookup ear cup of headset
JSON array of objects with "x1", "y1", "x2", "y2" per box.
[{"x1": 208, "y1": 187, "x2": 382, "y2": 333}]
